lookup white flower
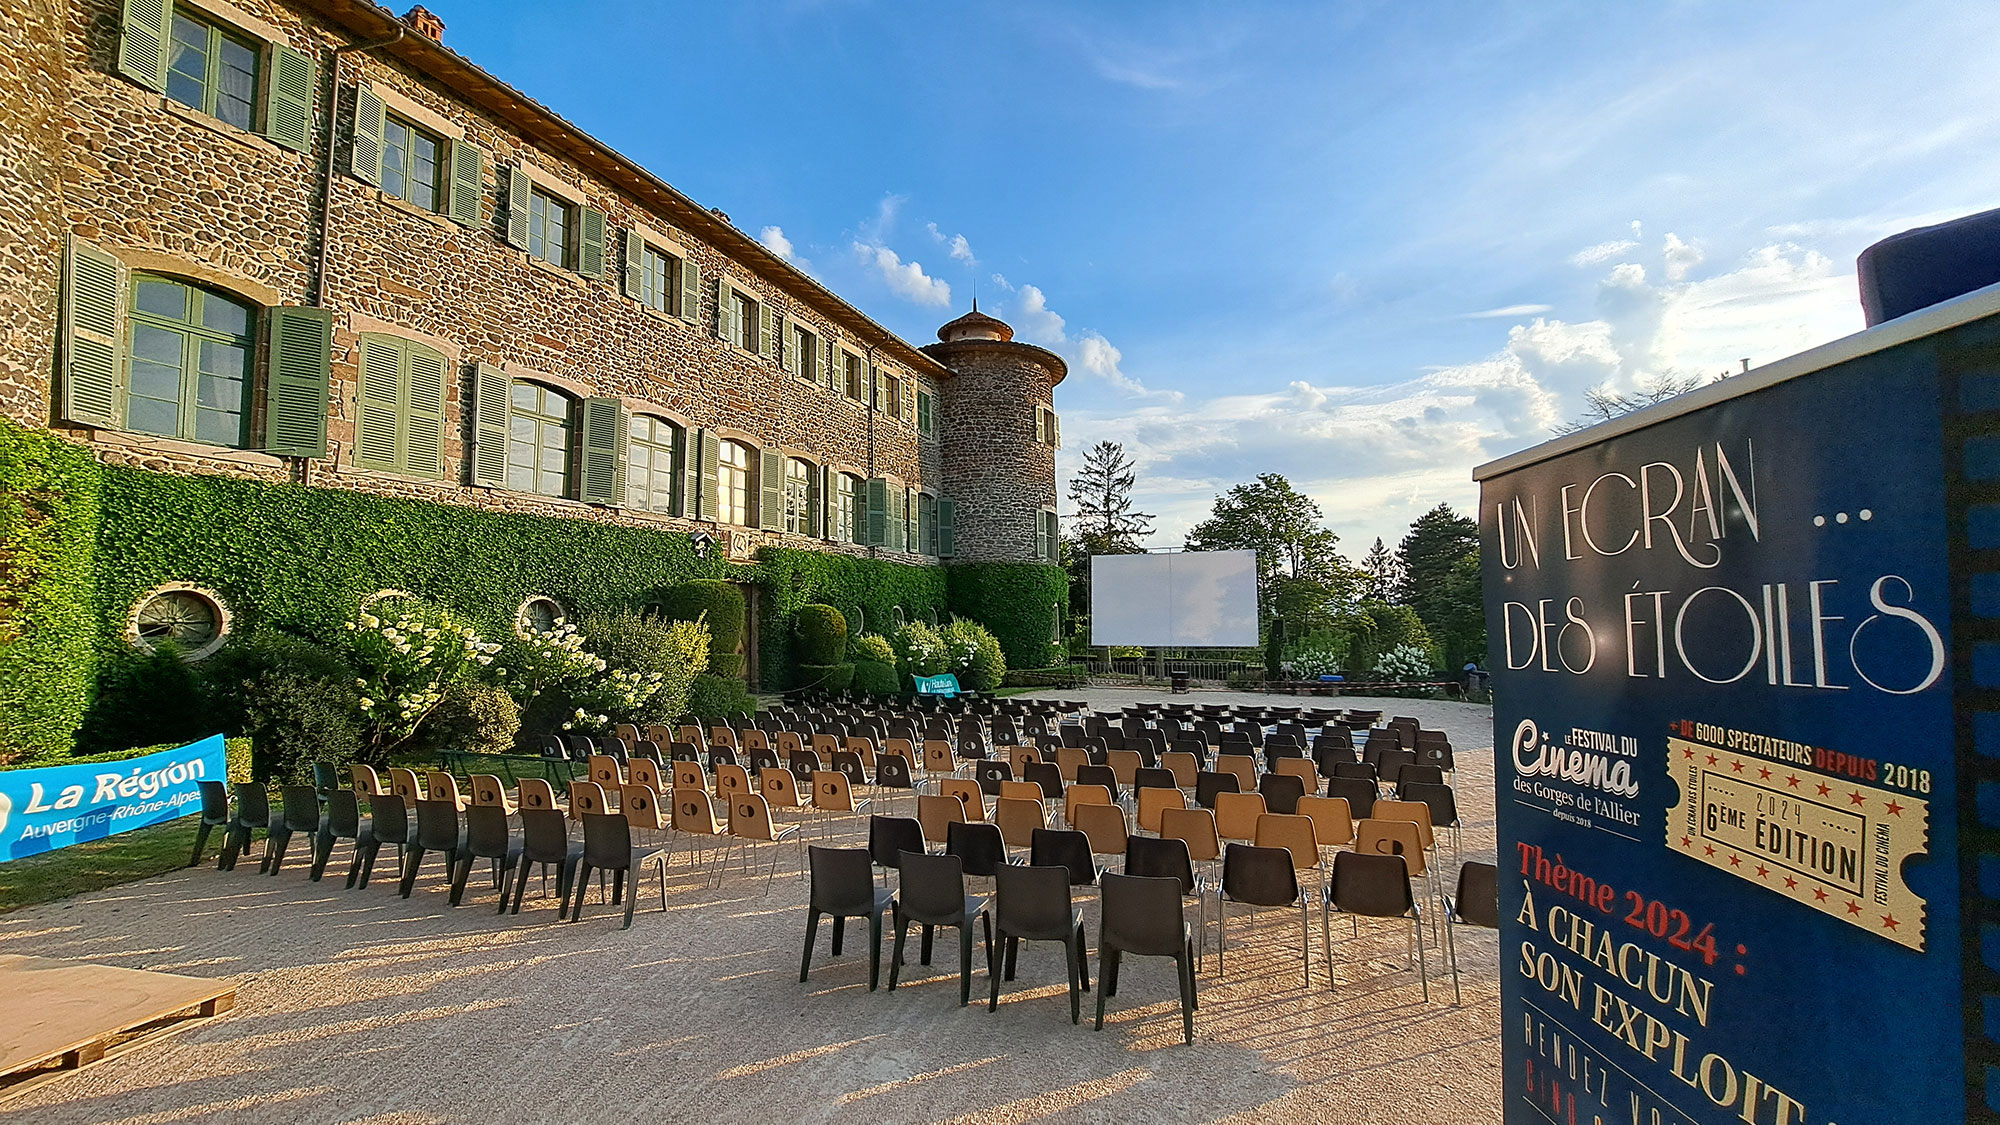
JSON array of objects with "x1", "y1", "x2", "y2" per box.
[{"x1": 358, "y1": 699, "x2": 373, "y2": 710}]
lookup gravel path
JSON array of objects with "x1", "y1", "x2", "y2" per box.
[{"x1": 0, "y1": 692, "x2": 1501, "y2": 1125}]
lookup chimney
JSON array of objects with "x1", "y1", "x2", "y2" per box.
[{"x1": 403, "y1": 5, "x2": 446, "y2": 42}]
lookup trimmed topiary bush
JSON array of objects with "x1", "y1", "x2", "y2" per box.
[
  {"x1": 851, "y1": 633, "x2": 895, "y2": 665},
  {"x1": 410, "y1": 680, "x2": 519, "y2": 761},
  {"x1": 660, "y1": 579, "x2": 746, "y2": 680},
  {"x1": 853, "y1": 659, "x2": 900, "y2": 696},
  {"x1": 797, "y1": 663, "x2": 855, "y2": 692},
  {"x1": 80, "y1": 645, "x2": 211, "y2": 756},
  {"x1": 795, "y1": 604, "x2": 848, "y2": 665},
  {"x1": 0, "y1": 418, "x2": 101, "y2": 765}
]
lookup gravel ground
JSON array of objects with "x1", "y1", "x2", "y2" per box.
[{"x1": 0, "y1": 692, "x2": 1501, "y2": 1125}]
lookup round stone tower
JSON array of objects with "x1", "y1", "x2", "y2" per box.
[{"x1": 922, "y1": 304, "x2": 1065, "y2": 564}]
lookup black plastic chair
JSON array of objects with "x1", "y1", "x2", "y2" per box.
[
  {"x1": 974, "y1": 760, "x2": 1012, "y2": 796},
  {"x1": 1133, "y1": 767, "x2": 1176, "y2": 793},
  {"x1": 831, "y1": 750, "x2": 869, "y2": 790},
  {"x1": 802, "y1": 846, "x2": 896, "y2": 990},
  {"x1": 217, "y1": 784, "x2": 271, "y2": 871},
  {"x1": 890, "y1": 850, "x2": 993, "y2": 1006},
  {"x1": 748, "y1": 747, "x2": 781, "y2": 775},
  {"x1": 1258, "y1": 773, "x2": 1306, "y2": 816},
  {"x1": 1401, "y1": 781, "x2": 1462, "y2": 857},
  {"x1": 1218, "y1": 843, "x2": 1316, "y2": 986},
  {"x1": 1396, "y1": 765, "x2": 1446, "y2": 790},
  {"x1": 451, "y1": 804, "x2": 523, "y2": 909},
  {"x1": 1169, "y1": 739, "x2": 1210, "y2": 769},
  {"x1": 399, "y1": 798, "x2": 466, "y2": 899},
  {"x1": 507, "y1": 807, "x2": 583, "y2": 916},
  {"x1": 1332, "y1": 760, "x2": 1379, "y2": 785},
  {"x1": 349, "y1": 792, "x2": 411, "y2": 889},
  {"x1": 869, "y1": 815, "x2": 925, "y2": 875},
  {"x1": 1095, "y1": 873, "x2": 1198, "y2": 1043},
  {"x1": 1325, "y1": 775, "x2": 1377, "y2": 820},
  {"x1": 316, "y1": 789, "x2": 366, "y2": 883},
  {"x1": 671, "y1": 742, "x2": 704, "y2": 763},
  {"x1": 1125, "y1": 833, "x2": 1205, "y2": 958},
  {"x1": 1024, "y1": 760, "x2": 1063, "y2": 799},
  {"x1": 263, "y1": 785, "x2": 324, "y2": 876},
  {"x1": 874, "y1": 755, "x2": 917, "y2": 813},
  {"x1": 187, "y1": 780, "x2": 229, "y2": 868},
  {"x1": 947, "y1": 820, "x2": 1007, "y2": 879},
  {"x1": 1076, "y1": 764, "x2": 1120, "y2": 804},
  {"x1": 789, "y1": 749, "x2": 822, "y2": 783},
  {"x1": 1376, "y1": 749, "x2": 1417, "y2": 788},
  {"x1": 567, "y1": 812, "x2": 668, "y2": 929},
  {"x1": 1030, "y1": 827, "x2": 1098, "y2": 888},
  {"x1": 312, "y1": 761, "x2": 341, "y2": 801},
  {"x1": 989, "y1": 863, "x2": 1090, "y2": 1022},
  {"x1": 1444, "y1": 860, "x2": 1498, "y2": 1004},
  {"x1": 1328, "y1": 849, "x2": 1428, "y2": 999},
  {"x1": 1193, "y1": 770, "x2": 1239, "y2": 810},
  {"x1": 636, "y1": 740, "x2": 665, "y2": 762}
]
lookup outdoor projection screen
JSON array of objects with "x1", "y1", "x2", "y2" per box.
[{"x1": 1089, "y1": 550, "x2": 1260, "y2": 648}]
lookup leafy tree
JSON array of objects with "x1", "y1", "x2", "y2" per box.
[
  {"x1": 1184, "y1": 473, "x2": 1360, "y2": 669},
  {"x1": 1360, "y1": 537, "x2": 1401, "y2": 602},
  {"x1": 1553, "y1": 373, "x2": 1712, "y2": 435},
  {"x1": 1393, "y1": 503, "x2": 1481, "y2": 668},
  {"x1": 1066, "y1": 440, "x2": 1154, "y2": 554}
]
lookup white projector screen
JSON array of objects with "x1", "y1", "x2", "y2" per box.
[{"x1": 1090, "y1": 550, "x2": 1261, "y2": 648}]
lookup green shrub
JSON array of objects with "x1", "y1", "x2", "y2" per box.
[
  {"x1": 688, "y1": 672, "x2": 757, "y2": 718},
  {"x1": 203, "y1": 631, "x2": 364, "y2": 780},
  {"x1": 795, "y1": 604, "x2": 848, "y2": 665},
  {"x1": 853, "y1": 659, "x2": 900, "y2": 695},
  {"x1": 945, "y1": 561, "x2": 1067, "y2": 670},
  {"x1": 0, "y1": 419, "x2": 101, "y2": 765},
  {"x1": 660, "y1": 579, "x2": 745, "y2": 678},
  {"x1": 80, "y1": 645, "x2": 211, "y2": 756},
  {"x1": 940, "y1": 618, "x2": 1006, "y2": 692},
  {"x1": 851, "y1": 633, "x2": 895, "y2": 664},
  {"x1": 580, "y1": 610, "x2": 709, "y2": 724},
  {"x1": 890, "y1": 621, "x2": 948, "y2": 677},
  {"x1": 409, "y1": 681, "x2": 519, "y2": 760},
  {"x1": 753, "y1": 546, "x2": 947, "y2": 691},
  {"x1": 797, "y1": 663, "x2": 855, "y2": 692}
]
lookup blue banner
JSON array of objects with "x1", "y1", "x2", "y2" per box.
[
  {"x1": 0, "y1": 735, "x2": 225, "y2": 861},
  {"x1": 914, "y1": 673, "x2": 961, "y2": 697}
]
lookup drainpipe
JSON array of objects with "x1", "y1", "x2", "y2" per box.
[
  {"x1": 865, "y1": 343, "x2": 879, "y2": 558},
  {"x1": 312, "y1": 27, "x2": 405, "y2": 308}
]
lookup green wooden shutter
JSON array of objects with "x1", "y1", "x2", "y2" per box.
[
  {"x1": 1046, "y1": 511, "x2": 1061, "y2": 563},
  {"x1": 264, "y1": 306, "x2": 333, "y2": 457},
  {"x1": 470, "y1": 361, "x2": 509, "y2": 486},
  {"x1": 1051, "y1": 412, "x2": 1061, "y2": 449},
  {"x1": 504, "y1": 168, "x2": 530, "y2": 249},
  {"x1": 697, "y1": 429, "x2": 720, "y2": 521},
  {"x1": 937, "y1": 498, "x2": 956, "y2": 559},
  {"x1": 758, "y1": 301, "x2": 776, "y2": 361},
  {"x1": 580, "y1": 396, "x2": 625, "y2": 504},
  {"x1": 405, "y1": 344, "x2": 445, "y2": 478},
  {"x1": 1036, "y1": 510, "x2": 1051, "y2": 563},
  {"x1": 349, "y1": 84, "x2": 385, "y2": 186},
  {"x1": 819, "y1": 465, "x2": 834, "y2": 540},
  {"x1": 59, "y1": 238, "x2": 125, "y2": 429},
  {"x1": 758, "y1": 448, "x2": 783, "y2": 531},
  {"x1": 713, "y1": 280, "x2": 732, "y2": 341},
  {"x1": 679, "y1": 258, "x2": 701, "y2": 323},
  {"x1": 622, "y1": 229, "x2": 643, "y2": 299},
  {"x1": 265, "y1": 45, "x2": 317, "y2": 153},
  {"x1": 865, "y1": 478, "x2": 888, "y2": 547},
  {"x1": 354, "y1": 335, "x2": 402, "y2": 471},
  {"x1": 577, "y1": 207, "x2": 606, "y2": 278},
  {"x1": 679, "y1": 427, "x2": 703, "y2": 519},
  {"x1": 891, "y1": 488, "x2": 908, "y2": 552},
  {"x1": 117, "y1": 0, "x2": 168, "y2": 91},
  {"x1": 447, "y1": 142, "x2": 483, "y2": 227},
  {"x1": 807, "y1": 466, "x2": 823, "y2": 538},
  {"x1": 1034, "y1": 408, "x2": 1046, "y2": 444},
  {"x1": 917, "y1": 391, "x2": 933, "y2": 436},
  {"x1": 822, "y1": 335, "x2": 838, "y2": 391},
  {"x1": 902, "y1": 380, "x2": 916, "y2": 425}
]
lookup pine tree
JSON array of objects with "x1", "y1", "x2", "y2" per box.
[
  {"x1": 1360, "y1": 537, "x2": 1401, "y2": 601},
  {"x1": 1393, "y1": 503, "x2": 1481, "y2": 667},
  {"x1": 1066, "y1": 440, "x2": 1154, "y2": 555}
]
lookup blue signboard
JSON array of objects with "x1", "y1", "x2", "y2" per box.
[
  {"x1": 914, "y1": 673, "x2": 961, "y2": 697},
  {"x1": 1475, "y1": 310, "x2": 2000, "y2": 1123},
  {"x1": 0, "y1": 735, "x2": 225, "y2": 860}
]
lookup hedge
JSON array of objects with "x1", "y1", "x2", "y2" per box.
[
  {"x1": 754, "y1": 547, "x2": 947, "y2": 691},
  {"x1": 945, "y1": 561, "x2": 1068, "y2": 671},
  {"x1": 794, "y1": 604, "x2": 847, "y2": 666},
  {"x1": 659, "y1": 579, "x2": 747, "y2": 679},
  {"x1": 0, "y1": 421, "x2": 101, "y2": 764}
]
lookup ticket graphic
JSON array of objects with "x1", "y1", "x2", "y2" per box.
[{"x1": 1665, "y1": 736, "x2": 1930, "y2": 951}]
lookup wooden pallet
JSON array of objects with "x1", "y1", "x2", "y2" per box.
[{"x1": 0, "y1": 954, "x2": 236, "y2": 1103}]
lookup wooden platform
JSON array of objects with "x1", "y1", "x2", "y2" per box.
[{"x1": 0, "y1": 954, "x2": 235, "y2": 1102}]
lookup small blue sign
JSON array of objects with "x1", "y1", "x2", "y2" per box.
[
  {"x1": 913, "y1": 673, "x2": 961, "y2": 697},
  {"x1": 0, "y1": 735, "x2": 225, "y2": 861}
]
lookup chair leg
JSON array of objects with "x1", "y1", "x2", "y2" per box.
[
  {"x1": 1065, "y1": 935, "x2": 1081, "y2": 1025},
  {"x1": 868, "y1": 911, "x2": 884, "y2": 992},
  {"x1": 448, "y1": 856, "x2": 472, "y2": 907},
  {"x1": 832, "y1": 915, "x2": 846, "y2": 957},
  {"x1": 989, "y1": 927, "x2": 1007, "y2": 1010},
  {"x1": 1076, "y1": 922, "x2": 1091, "y2": 991},
  {"x1": 801, "y1": 910, "x2": 821, "y2": 982},
  {"x1": 568, "y1": 862, "x2": 592, "y2": 921},
  {"x1": 556, "y1": 860, "x2": 577, "y2": 920},
  {"x1": 348, "y1": 841, "x2": 370, "y2": 889},
  {"x1": 399, "y1": 847, "x2": 425, "y2": 898},
  {"x1": 958, "y1": 923, "x2": 974, "y2": 1006},
  {"x1": 623, "y1": 868, "x2": 639, "y2": 930},
  {"x1": 921, "y1": 923, "x2": 934, "y2": 966},
  {"x1": 188, "y1": 822, "x2": 213, "y2": 868},
  {"x1": 1446, "y1": 917, "x2": 1461, "y2": 1005},
  {"x1": 1413, "y1": 912, "x2": 1430, "y2": 1002},
  {"x1": 1178, "y1": 946, "x2": 1196, "y2": 1043},
  {"x1": 889, "y1": 914, "x2": 908, "y2": 990},
  {"x1": 309, "y1": 833, "x2": 335, "y2": 882}
]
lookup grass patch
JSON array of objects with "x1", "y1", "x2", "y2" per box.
[{"x1": 0, "y1": 818, "x2": 205, "y2": 914}]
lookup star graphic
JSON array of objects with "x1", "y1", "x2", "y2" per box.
[
  {"x1": 1816, "y1": 782, "x2": 1832, "y2": 797},
  {"x1": 1704, "y1": 844, "x2": 1716, "y2": 857},
  {"x1": 1812, "y1": 888, "x2": 1829, "y2": 902},
  {"x1": 1885, "y1": 800, "x2": 1904, "y2": 816},
  {"x1": 1680, "y1": 836, "x2": 1693, "y2": 848},
  {"x1": 1707, "y1": 754, "x2": 1719, "y2": 766},
  {"x1": 1755, "y1": 864, "x2": 1769, "y2": 878},
  {"x1": 1683, "y1": 747, "x2": 1695, "y2": 760},
  {"x1": 1786, "y1": 775, "x2": 1800, "y2": 789},
  {"x1": 1731, "y1": 760, "x2": 1745, "y2": 773},
  {"x1": 1758, "y1": 766, "x2": 1772, "y2": 780},
  {"x1": 1783, "y1": 875, "x2": 1798, "y2": 890},
  {"x1": 1881, "y1": 914, "x2": 1900, "y2": 931},
  {"x1": 1846, "y1": 900, "x2": 1863, "y2": 916},
  {"x1": 1727, "y1": 853, "x2": 1742, "y2": 867},
  {"x1": 1849, "y1": 791, "x2": 1867, "y2": 807}
]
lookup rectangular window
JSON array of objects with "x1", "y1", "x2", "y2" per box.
[
  {"x1": 730, "y1": 292, "x2": 756, "y2": 351},
  {"x1": 717, "y1": 440, "x2": 752, "y2": 525},
  {"x1": 506, "y1": 381, "x2": 573, "y2": 497},
  {"x1": 844, "y1": 353, "x2": 863, "y2": 400},
  {"x1": 167, "y1": 11, "x2": 260, "y2": 130},
  {"x1": 792, "y1": 326, "x2": 816, "y2": 381},
  {"x1": 917, "y1": 390, "x2": 934, "y2": 436},
  {"x1": 836, "y1": 473, "x2": 859, "y2": 543},
  {"x1": 381, "y1": 114, "x2": 444, "y2": 212},
  {"x1": 886, "y1": 377, "x2": 902, "y2": 419},
  {"x1": 625, "y1": 413, "x2": 681, "y2": 512},
  {"x1": 920, "y1": 493, "x2": 938, "y2": 556},
  {"x1": 783, "y1": 459, "x2": 812, "y2": 534},
  {"x1": 638, "y1": 245, "x2": 672, "y2": 314},
  {"x1": 526, "y1": 187, "x2": 570, "y2": 267}
]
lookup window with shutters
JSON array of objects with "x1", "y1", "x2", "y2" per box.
[
  {"x1": 166, "y1": 9, "x2": 259, "y2": 130},
  {"x1": 353, "y1": 334, "x2": 446, "y2": 478},
  {"x1": 791, "y1": 326, "x2": 816, "y2": 382},
  {"x1": 837, "y1": 472, "x2": 861, "y2": 543},
  {"x1": 782, "y1": 458, "x2": 813, "y2": 534},
  {"x1": 625, "y1": 414, "x2": 681, "y2": 512},
  {"x1": 717, "y1": 439, "x2": 754, "y2": 526},
  {"x1": 919, "y1": 493, "x2": 938, "y2": 556},
  {"x1": 526, "y1": 187, "x2": 571, "y2": 267},
  {"x1": 637, "y1": 245, "x2": 673, "y2": 314},
  {"x1": 885, "y1": 377, "x2": 903, "y2": 420},
  {"x1": 126, "y1": 274, "x2": 254, "y2": 447},
  {"x1": 844, "y1": 352, "x2": 864, "y2": 401},
  {"x1": 729, "y1": 291, "x2": 757, "y2": 351},
  {"x1": 382, "y1": 114, "x2": 444, "y2": 212},
  {"x1": 917, "y1": 391, "x2": 934, "y2": 437},
  {"x1": 506, "y1": 381, "x2": 573, "y2": 497}
]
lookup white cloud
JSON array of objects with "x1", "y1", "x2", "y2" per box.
[
  {"x1": 925, "y1": 222, "x2": 975, "y2": 263},
  {"x1": 990, "y1": 273, "x2": 1016, "y2": 293},
  {"x1": 852, "y1": 242, "x2": 952, "y2": 307},
  {"x1": 758, "y1": 225, "x2": 806, "y2": 268},
  {"x1": 1465, "y1": 303, "x2": 1553, "y2": 319},
  {"x1": 1012, "y1": 285, "x2": 1067, "y2": 344},
  {"x1": 1076, "y1": 331, "x2": 1180, "y2": 401},
  {"x1": 1663, "y1": 233, "x2": 1703, "y2": 282},
  {"x1": 1571, "y1": 239, "x2": 1638, "y2": 267}
]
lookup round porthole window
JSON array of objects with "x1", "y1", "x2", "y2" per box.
[
  {"x1": 516, "y1": 596, "x2": 565, "y2": 635},
  {"x1": 127, "y1": 584, "x2": 231, "y2": 660}
]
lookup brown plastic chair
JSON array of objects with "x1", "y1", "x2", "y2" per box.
[
  {"x1": 714, "y1": 762, "x2": 751, "y2": 803},
  {"x1": 1063, "y1": 784, "x2": 1113, "y2": 828},
  {"x1": 628, "y1": 757, "x2": 665, "y2": 793},
  {"x1": 729, "y1": 791, "x2": 804, "y2": 890},
  {"x1": 468, "y1": 774, "x2": 516, "y2": 814},
  {"x1": 918, "y1": 792, "x2": 968, "y2": 844},
  {"x1": 622, "y1": 783, "x2": 667, "y2": 838},
  {"x1": 813, "y1": 733, "x2": 843, "y2": 759},
  {"x1": 1056, "y1": 746, "x2": 1089, "y2": 782},
  {"x1": 940, "y1": 778, "x2": 987, "y2": 822},
  {"x1": 1213, "y1": 791, "x2": 1268, "y2": 844},
  {"x1": 670, "y1": 786, "x2": 730, "y2": 885},
  {"x1": 760, "y1": 767, "x2": 806, "y2": 819},
  {"x1": 998, "y1": 780, "x2": 1042, "y2": 803},
  {"x1": 1106, "y1": 750, "x2": 1143, "y2": 788},
  {"x1": 812, "y1": 770, "x2": 873, "y2": 841},
  {"x1": 1274, "y1": 757, "x2": 1319, "y2": 788},
  {"x1": 1136, "y1": 786, "x2": 1187, "y2": 835},
  {"x1": 1009, "y1": 745, "x2": 1040, "y2": 778},
  {"x1": 589, "y1": 755, "x2": 625, "y2": 796},
  {"x1": 1073, "y1": 802, "x2": 1130, "y2": 860},
  {"x1": 1161, "y1": 751, "x2": 1199, "y2": 789},
  {"x1": 883, "y1": 737, "x2": 915, "y2": 760},
  {"x1": 671, "y1": 760, "x2": 706, "y2": 793},
  {"x1": 921, "y1": 740, "x2": 958, "y2": 785},
  {"x1": 516, "y1": 778, "x2": 557, "y2": 812},
  {"x1": 994, "y1": 796, "x2": 1046, "y2": 853},
  {"x1": 845, "y1": 736, "x2": 878, "y2": 766},
  {"x1": 989, "y1": 863, "x2": 1091, "y2": 1023},
  {"x1": 1094, "y1": 872, "x2": 1197, "y2": 1043},
  {"x1": 1159, "y1": 806, "x2": 1221, "y2": 865},
  {"x1": 351, "y1": 764, "x2": 386, "y2": 796},
  {"x1": 1214, "y1": 753, "x2": 1258, "y2": 793},
  {"x1": 388, "y1": 767, "x2": 422, "y2": 803},
  {"x1": 1296, "y1": 795, "x2": 1356, "y2": 859},
  {"x1": 568, "y1": 780, "x2": 609, "y2": 818},
  {"x1": 775, "y1": 730, "x2": 804, "y2": 757},
  {"x1": 711, "y1": 725, "x2": 741, "y2": 751},
  {"x1": 1372, "y1": 798, "x2": 1438, "y2": 852}
]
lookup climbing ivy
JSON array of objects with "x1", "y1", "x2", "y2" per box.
[{"x1": 0, "y1": 421, "x2": 101, "y2": 764}]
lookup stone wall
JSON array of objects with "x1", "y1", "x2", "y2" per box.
[
  {"x1": 926, "y1": 339, "x2": 1059, "y2": 563},
  {"x1": 13, "y1": 0, "x2": 996, "y2": 567},
  {"x1": 0, "y1": 0, "x2": 69, "y2": 427}
]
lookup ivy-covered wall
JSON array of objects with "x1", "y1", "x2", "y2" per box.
[
  {"x1": 755, "y1": 547, "x2": 948, "y2": 690},
  {"x1": 946, "y1": 560, "x2": 1068, "y2": 671},
  {"x1": 0, "y1": 422, "x2": 101, "y2": 763}
]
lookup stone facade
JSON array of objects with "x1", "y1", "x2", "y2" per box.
[{"x1": 1, "y1": 0, "x2": 1059, "y2": 566}]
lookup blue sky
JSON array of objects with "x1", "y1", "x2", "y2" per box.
[{"x1": 430, "y1": 0, "x2": 2000, "y2": 554}]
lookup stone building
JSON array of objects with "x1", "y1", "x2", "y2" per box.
[{"x1": 0, "y1": 0, "x2": 1069, "y2": 704}]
